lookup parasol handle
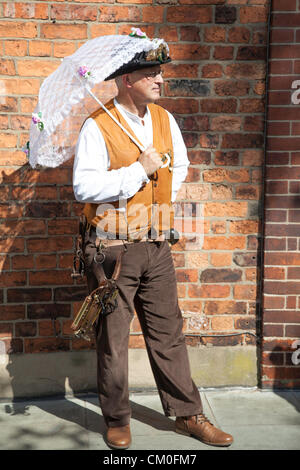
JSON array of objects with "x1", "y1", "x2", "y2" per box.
[
  {"x1": 86, "y1": 87, "x2": 171, "y2": 170},
  {"x1": 86, "y1": 87, "x2": 145, "y2": 152}
]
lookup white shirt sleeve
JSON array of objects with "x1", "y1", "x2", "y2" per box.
[
  {"x1": 167, "y1": 111, "x2": 190, "y2": 202},
  {"x1": 73, "y1": 118, "x2": 149, "y2": 203}
]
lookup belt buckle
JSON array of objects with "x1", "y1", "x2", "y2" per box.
[
  {"x1": 127, "y1": 233, "x2": 134, "y2": 243},
  {"x1": 127, "y1": 232, "x2": 142, "y2": 243}
]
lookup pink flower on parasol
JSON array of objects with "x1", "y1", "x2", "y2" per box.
[
  {"x1": 78, "y1": 65, "x2": 91, "y2": 79},
  {"x1": 32, "y1": 112, "x2": 44, "y2": 131}
]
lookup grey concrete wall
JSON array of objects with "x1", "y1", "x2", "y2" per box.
[{"x1": 0, "y1": 346, "x2": 258, "y2": 399}]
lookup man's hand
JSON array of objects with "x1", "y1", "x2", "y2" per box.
[{"x1": 138, "y1": 144, "x2": 162, "y2": 177}]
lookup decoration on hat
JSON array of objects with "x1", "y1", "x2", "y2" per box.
[
  {"x1": 128, "y1": 27, "x2": 168, "y2": 62},
  {"x1": 129, "y1": 27, "x2": 148, "y2": 39},
  {"x1": 146, "y1": 41, "x2": 169, "y2": 63}
]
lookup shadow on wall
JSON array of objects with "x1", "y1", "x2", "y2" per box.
[
  {"x1": 0, "y1": 81, "x2": 120, "y2": 401},
  {"x1": 267, "y1": 344, "x2": 300, "y2": 413},
  {"x1": 0, "y1": 162, "x2": 94, "y2": 397}
]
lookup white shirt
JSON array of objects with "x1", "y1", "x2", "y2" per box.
[{"x1": 73, "y1": 98, "x2": 189, "y2": 204}]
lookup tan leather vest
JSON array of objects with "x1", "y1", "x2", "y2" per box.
[{"x1": 83, "y1": 99, "x2": 174, "y2": 239}]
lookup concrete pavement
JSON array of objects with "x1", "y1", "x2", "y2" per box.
[{"x1": 0, "y1": 388, "x2": 300, "y2": 451}]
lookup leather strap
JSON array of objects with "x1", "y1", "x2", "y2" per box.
[
  {"x1": 71, "y1": 214, "x2": 88, "y2": 278},
  {"x1": 111, "y1": 251, "x2": 123, "y2": 281},
  {"x1": 91, "y1": 250, "x2": 123, "y2": 286}
]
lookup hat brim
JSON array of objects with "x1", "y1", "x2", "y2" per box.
[{"x1": 104, "y1": 57, "x2": 171, "y2": 81}]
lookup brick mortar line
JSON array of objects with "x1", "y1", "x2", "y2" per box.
[
  {"x1": 2, "y1": 42, "x2": 267, "y2": 46},
  {"x1": 1, "y1": 40, "x2": 270, "y2": 45},
  {"x1": 0, "y1": 3, "x2": 268, "y2": 7},
  {"x1": 0, "y1": 135, "x2": 267, "y2": 143},
  {"x1": 0, "y1": 128, "x2": 267, "y2": 133},
  {"x1": 264, "y1": 322, "x2": 300, "y2": 325},
  {"x1": 0, "y1": 47, "x2": 269, "y2": 63},
  {"x1": 262, "y1": 365, "x2": 299, "y2": 367},
  {"x1": 3, "y1": 57, "x2": 268, "y2": 62},
  {"x1": 0, "y1": 0, "x2": 260, "y2": 3},
  {"x1": 0, "y1": 113, "x2": 266, "y2": 119},
  {"x1": 263, "y1": 266, "x2": 300, "y2": 268},
  {"x1": 0, "y1": 20, "x2": 245, "y2": 28},
  {"x1": 4, "y1": 280, "x2": 256, "y2": 284},
  {"x1": 267, "y1": 105, "x2": 300, "y2": 109}
]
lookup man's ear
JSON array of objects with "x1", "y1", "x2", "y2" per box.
[{"x1": 123, "y1": 74, "x2": 132, "y2": 88}]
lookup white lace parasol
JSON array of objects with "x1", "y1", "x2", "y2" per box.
[{"x1": 28, "y1": 33, "x2": 168, "y2": 168}]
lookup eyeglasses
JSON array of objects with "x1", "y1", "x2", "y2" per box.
[{"x1": 139, "y1": 70, "x2": 164, "y2": 81}]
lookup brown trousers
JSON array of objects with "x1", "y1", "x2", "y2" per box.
[{"x1": 84, "y1": 228, "x2": 203, "y2": 428}]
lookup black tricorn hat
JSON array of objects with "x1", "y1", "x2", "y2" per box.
[{"x1": 104, "y1": 41, "x2": 171, "y2": 81}]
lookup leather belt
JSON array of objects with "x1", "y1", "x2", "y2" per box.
[
  {"x1": 89, "y1": 225, "x2": 165, "y2": 248},
  {"x1": 96, "y1": 237, "x2": 165, "y2": 248}
]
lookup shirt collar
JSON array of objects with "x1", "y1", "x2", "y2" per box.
[{"x1": 114, "y1": 98, "x2": 150, "y2": 125}]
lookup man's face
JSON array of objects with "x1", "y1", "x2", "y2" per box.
[{"x1": 127, "y1": 66, "x2": 164, "y2": 104}]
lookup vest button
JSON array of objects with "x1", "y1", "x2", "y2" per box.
[{"x1": 153, "y1": 183, "x2": 157, "y2": 187}]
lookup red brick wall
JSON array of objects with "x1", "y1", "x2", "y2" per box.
[
  {"x1": 0, "y1": 1, "x2": 271, "y2": 385},
  {"x1": 262, "y1": 0, "x2": 300, "y2": 389}
]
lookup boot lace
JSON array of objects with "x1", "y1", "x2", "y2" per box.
[{"x1": 195, "y1": 413, "x2": 212, "y2": 425}]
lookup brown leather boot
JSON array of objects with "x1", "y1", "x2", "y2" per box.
[
  {"x1": 105, "y1": 424, "x2": 131, "y2": 450},
  {"x1": 175, "y1": 414, "x2": 233, "y2": 447}
]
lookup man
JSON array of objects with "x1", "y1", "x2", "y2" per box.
[{"x1": 73, "y1": 32, "x2": 233, "y2": 450}]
